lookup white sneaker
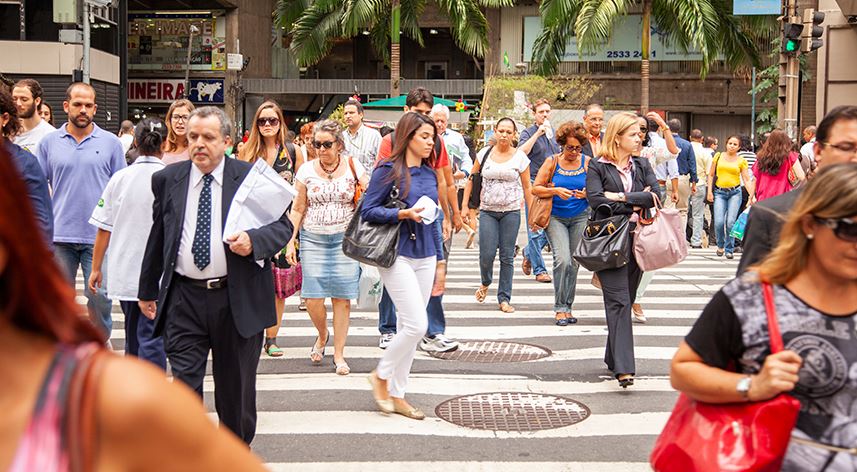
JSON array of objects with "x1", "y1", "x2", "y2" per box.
[
  {"x1": 379, "y1": 333, "x2": 395, "y2": 349},
  {"x1": 420, "y1": 334, "x2": 459, "y2": 353}
]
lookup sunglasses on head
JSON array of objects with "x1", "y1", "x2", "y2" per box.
[
  {"x1": 257, "y1": 117, "x2": 280, "y2": 127},
  {"x1": 564, "y1": 145, "x2": 582, "y2": 153},
  {"x1": 312, "y1": 140, "x2": 336, "y2": 149},
  {"x1": 814, "y1": 217, "x2": 857, "y2": 242}
]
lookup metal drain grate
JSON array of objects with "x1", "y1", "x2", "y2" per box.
[
  {"x1": 435, "y1": 392, "x2": 590, "y2": 432},
  {"x1": 427, "y1": 341, "x2": 551, "y2": 363}
]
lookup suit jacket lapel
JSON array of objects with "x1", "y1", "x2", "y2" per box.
[
  {"x1": 221, "y1": 157, "x2": 242, "y2": 227},
  {"x1": 170, "y1": 161, "x2": 191, "y2": 241},
  {"x1": 604, "y1": 162, "x2": 624, "y2": 191}
]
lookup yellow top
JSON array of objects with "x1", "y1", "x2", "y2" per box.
[{"x1": 714, "y1": 154, "x2": 747, "y2": 188}]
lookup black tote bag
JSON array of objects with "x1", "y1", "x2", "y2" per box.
[
  {"x1": 573, "y1": 204, "x2": 631, "y2": 272},
  {"x1": 342, "y1": 185, "x2": 410, "y2": 268}
]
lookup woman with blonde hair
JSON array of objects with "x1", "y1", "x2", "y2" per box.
[
  {"x1": 285, "y1": 120, "x2": 368, "y2": 375},
  {"x1": 162, "y1": 98, "x2": 195, "y2": 165},
  {"x1": 586, "y1": 112, "x2": 661, "y2": 388},
  {"x1": 670, "y1": 163, "x2": 857, "y2": 471},
  {"x1": 240, "y1": 100, "x2": 305, "y2": 357}
]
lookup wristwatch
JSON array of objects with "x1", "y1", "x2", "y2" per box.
[
  {"x1": 617, "y1": 192, "x2": 627, "y2": 202},
  {"x1": 736, "y1": 376, "x2": 753, "y2": 400}
]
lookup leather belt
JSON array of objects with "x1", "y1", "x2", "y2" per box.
[
  {"x1": 177, "y1": 274, "x2": 228, "y2": 290},
  {"x1": 657, "y1": 180, "x2": 667, "y2": 186}
]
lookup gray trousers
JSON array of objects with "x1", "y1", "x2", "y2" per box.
[{"x1": 596, "y1": 233, "x2": 643, "y2": 377}]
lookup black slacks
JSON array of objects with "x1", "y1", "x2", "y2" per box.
[
  {"x1": 596, "y1": 233, "x2": 643, "y2": 377},
  {"x1": 164, "y1": 276, "x2": 263, "y2": 444}
]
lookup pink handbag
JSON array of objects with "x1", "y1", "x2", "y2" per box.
[{"x1": 633, "y1": 194, "x2": 688, "y2": 271}]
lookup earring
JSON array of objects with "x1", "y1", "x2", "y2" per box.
[{"x1": 806, "y1": 234, "x2": 814, "y2": 240}]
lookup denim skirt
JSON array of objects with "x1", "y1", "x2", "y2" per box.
[{"x1": 299, "y1": 230, "x2": 359, "y2": 299}]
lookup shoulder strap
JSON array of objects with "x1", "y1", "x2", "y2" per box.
[
  {"x1": 67, "y1": 345, "x2": 112, "y2": 472},
  {"x1": 347, "y1": 155, "x2": 358, "y2": 180},
  {"x1": 285, "y1": 142, "x2": 296, "y2": 166},
  {"x1": 762, "y1": 282, "x2": 784, "y2": 353}
]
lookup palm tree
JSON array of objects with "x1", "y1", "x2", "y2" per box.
[
  {"x1": 532, "y1": 0, "x2": 773, "y2": 113},
  {"x1": 276, "y1": 0, "x2": 514, "y2": 97}
]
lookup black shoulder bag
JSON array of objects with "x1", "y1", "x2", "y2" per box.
[
  {"x1": 572, "y1": 204, "x2": 631, "y2": 272},
  {"x1": 342, "y1": 184, "x2": 412, "y2": 268},
  {"x1": 467, "y1": 145, "x2": 493, "y2": 210}
]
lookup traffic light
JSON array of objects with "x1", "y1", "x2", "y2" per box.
[
  {"x1": 802, "y1": 9, "x2": 825, "y2": 53},
  {"x1": 782, "y1": 22, "x2": 803, "y2": 54}
]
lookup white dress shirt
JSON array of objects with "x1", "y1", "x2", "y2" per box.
[{"x1": 176, "y1": 157, "x2": 228, "y2": 279}]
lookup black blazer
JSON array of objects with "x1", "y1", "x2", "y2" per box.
[
  {"x1": 581, "y1": 131, "x2": 606, "y2": 161},
  {"x1": 736, "y1": 187, "x2": 803, "y2": 275},
  {"x1": 138, "y1": 158, "x2": 294, "y2": 338},
  {"x1": 586, "y1": 156, "x2": 662, "y2": 220}
]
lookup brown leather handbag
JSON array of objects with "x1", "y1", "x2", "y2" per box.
[{"x1": 528, "y1": 157, "x2": 559, "y2": 231}]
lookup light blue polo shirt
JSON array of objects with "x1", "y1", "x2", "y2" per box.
[{"x1": 37, "y1": 123, "x2": 127, "y2": 244}]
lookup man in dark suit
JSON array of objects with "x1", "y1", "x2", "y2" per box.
[
  {"x1": 138, "y1": 106, "x2": 292, "y2": 444},
  {"x1": 581, "y1": 103, "x2": 606, "y2": 159},
  {"x1": 738, "y1": 105, "x2": 857, "y2": 274}
]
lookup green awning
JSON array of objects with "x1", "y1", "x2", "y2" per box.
[{"x1": 362, "y1": 95, "x2": 470, "y2": 109}]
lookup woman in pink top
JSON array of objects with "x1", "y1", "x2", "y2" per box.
[
  {"x1": 160, "y1": 99, "x2": 194, "y2": 165},
  {"x1": 0, "y1": 146, "x2": 264, "y2": 471},
  {"x1": 753, "y1": 129, "x2": 805, "y2": 202}
]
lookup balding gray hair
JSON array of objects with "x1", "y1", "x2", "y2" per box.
[
  {"x1": 430, "y1": 104, "x2": 450, "y2": 119},
  {"x1": 189, "y1": 106, "x2": 233, "y2": 140}
]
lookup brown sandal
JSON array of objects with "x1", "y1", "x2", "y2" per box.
[
  {"x1": 475, "y1": 285, "x2": 488, "y2": 303},
  {"x1": 499, "y1": 302, "x2": 515, "y2": 313}
]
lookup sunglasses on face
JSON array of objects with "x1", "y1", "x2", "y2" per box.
[
  {"x1": 564, "y1": 145, "x2": 582, "y2": 153},
  {"x1": 257, "y1": 117, "x2": 280, "y2": 127},
  {"x1": 814, "y1": 217, "x2": 857, "y2": 243},
  {"x1": 312, "y1": 140, "x2": 336, "y2": 149}
]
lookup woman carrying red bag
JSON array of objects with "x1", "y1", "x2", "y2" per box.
[{"x1": 666, "y1": 163, "x2": 857, "y2": 471}]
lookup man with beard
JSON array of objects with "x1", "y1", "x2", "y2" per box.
[
  {"x1": 11, "y1": 79, "x2": 56, "y2": 156},
  {"x1": 36, "y1": 82, "x2": 126, "y2": 340},
  {"x1": 342, "y1": 99, "x2": 381, "y2": 179}
]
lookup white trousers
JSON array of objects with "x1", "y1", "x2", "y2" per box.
[{"x1": 376, "y1": 255, "x2": 436, "y2": 398}]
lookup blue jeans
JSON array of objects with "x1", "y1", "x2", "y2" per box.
[
  {"x1": 55, "y1": 243, "x2": 113, "y2": 336},
  {"x1": 544, "y1": 212, "x2": 588, "y2": 313},
  {"x1": 713, "y1": 187, "x2": 742, "y2": 253},
  {"x1": 479, "y1": 210, "x2": 520, "y2": 304},
  {"x1": 378, "y1": 217, "x2": 447, "y2": 337},
  {"x1": 120, "y1": 300, "x2": 166, "y2": 370},
  {"x1": 523, "y1": 203, "x2": 549, "y2": 275}
]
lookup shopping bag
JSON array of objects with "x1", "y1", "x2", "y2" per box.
[
  {"x1": 357, "y1": 263, "x2": 383, "y2": 309},
  {"x1": 731, "y1": 208, "x2": 751, "y2": 240}
]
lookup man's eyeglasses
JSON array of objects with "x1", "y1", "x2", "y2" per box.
[
  {"x1": 172, "y1": 114, "x2": 190, "y2": 123},
  {"x1": 814, "y1": 217, "x2": 857, "y2": 243},
  {"x1": 821, "y1": 141, "x2": 857, "y2": 155},
  {"x1": 564, "y1": 145, "x2": 583, "y2": 153},
  {"x1": 312, "y1": 140, "x2": 336, "y2": 149},
  {"x1": 257, "y1": 117, "x2": 280, "y2": 127}
]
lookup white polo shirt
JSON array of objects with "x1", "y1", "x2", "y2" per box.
[{"x1": 89, "y1": 156, "x2": 166, "y2": 301}]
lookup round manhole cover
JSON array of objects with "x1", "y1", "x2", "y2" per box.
[
  {"x1": 427, "y1": 341, "x2": 551, "y2": 362},
  {"x1": 435, "y1": 392, "x2": 590, "y2": 432}
]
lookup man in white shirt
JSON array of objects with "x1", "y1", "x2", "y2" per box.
[
  {"x1": 118, "y1": 120, "x2": 135, "y2": 155},
  {"x1": 689, "y1": 129, "x2": 713, "y2": 248},
  {"x1": 12, "y1": 79, "x2": 56, "y2": 156},
  {"x1": 430, "y1": 104, "x2": 472, "y2": 189},
  {"x1": 342, "y1": 99, "x2": 381, "y2": 177},
  {"x1": 89, "y1": 118, "x2": 167, "y2": 369}
]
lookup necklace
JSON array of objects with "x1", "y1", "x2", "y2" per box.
[{"x1": 319, "y1": 155, "x2": 341, "y2": 179}]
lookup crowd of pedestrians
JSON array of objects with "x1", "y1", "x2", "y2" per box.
[{"x1": 2, "y1": 74, "x2": 855, "y2": 469}]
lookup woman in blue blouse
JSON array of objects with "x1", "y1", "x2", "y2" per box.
[
  {"x1": 532, "y1": 121, "x2": 590, "y2": 326},
  {"x1": 363, "y1": 113, "x2": 446, "y2": 420}
]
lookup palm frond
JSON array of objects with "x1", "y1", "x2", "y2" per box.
[
  {"x1": 274, "y1": 0, "x2": 313, "y2": 31},
  {"x1": 400, "y1": 0, "x2": 426, "y2": 47},
  {"x1": 289, "y1": 0, "x2": 348, "y2": 67},
  {"x1": 370, "y1": 13, "x2": 392, "y2": 64},
  {"x1": 530, "y1": 0, "x2": 583, "y2": 75},
  {"x1": 475, "y1": 0, "x2": 516, "y2": 7},
  {"x1": 574, "y1": 0, "x2": 630, "y2": 54},
  {"x1": 341, "y1": 0, "x2": 387, "y2": 37},
  {"x1": 434, "y1": 0, "x2": 492, "y2": 57}
]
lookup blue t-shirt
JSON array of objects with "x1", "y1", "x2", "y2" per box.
[
  {"x1": 36, "y1": 123, "x2": 127, "y2": 244},
  {"x1": 519, "y1": 124, "x2": 561, "y2": 181},
  {"x1": 361, "y1": 162, "x2": 443, "y2": 260},
  {"x1": 7, "y1": 142, "x2": 53, "y2": 244},
  {"x1": 550, "y1": 158, "x2": 588, "y2": 218}
]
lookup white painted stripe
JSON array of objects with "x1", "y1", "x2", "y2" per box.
[
  {"x1": 205, "y1": 373, "x2": 676, "y2": 396},
  {"x1": 234, "y1": 410, "x2": 672, "y2": 439},
  {"x1": 108, "y1": 323, "x2": 691, "y2": 340},
  {"x1": 266, "y1": 462, "x2": 651, "y2": 472},
  {"x1": 442, "y1": 282, "x2": 725, "y2": 291}
]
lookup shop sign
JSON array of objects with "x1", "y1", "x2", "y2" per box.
[
  {"x1": 128, "y1": 79, "x2": 225, "y2": 104},
  {"x1": 128, "y1": 12, "x2": 226, "y2": 71},
  {"x1": 733, "y1": 0, "x2": 780, "y2": 15}
]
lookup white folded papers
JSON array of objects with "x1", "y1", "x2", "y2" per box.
[{"x1": 414, "y1": 195, "x2": 441, "y2": 225}]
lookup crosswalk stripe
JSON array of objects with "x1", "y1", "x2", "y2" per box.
[{"x1": 266, "y1": 462, "x2": 652, "y2": 472}]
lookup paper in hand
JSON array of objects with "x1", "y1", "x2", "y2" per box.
[
  {"x1": 223, "y1": 160, "x2": 297, "y2": 266},
  {"x1": 414, "y1": 195, "x2": 440, "y2": 225}
]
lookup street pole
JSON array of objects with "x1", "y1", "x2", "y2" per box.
[
  {"x1": 83, "y1": 1, "x2": 91, "y2": 84},
  {"x1": 751, "y1": 67, "x2": 756, "y2": 150},
  {"x1": 777, "y1": 0, "x2": 800, "y2": 140},
  {"x1": 184, "y1": 25, "x2": 200, "y2": 99}
]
